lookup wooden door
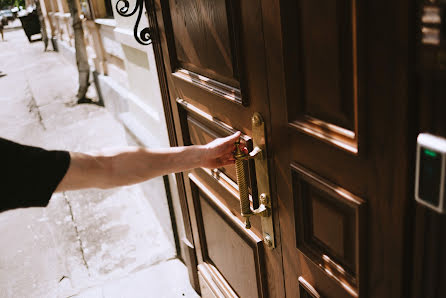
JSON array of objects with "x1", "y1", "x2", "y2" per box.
[
  {"x1": 153, "y1": 0, "x2": 284, "y2": 297},
  {"x1": 153, "y1": 0, "x2": 414, "y2": 297},
  {"x1": 267, "y1": 0, "x2": 415, "y2": 297},
  {"x1": 411, "y1": 0, "x2": 446, "y2": 296}
]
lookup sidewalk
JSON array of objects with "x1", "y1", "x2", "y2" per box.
[{"x1": 0, "y1": 29, "x2": 198, "y2": 298}]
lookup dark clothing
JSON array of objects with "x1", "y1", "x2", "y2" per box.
[{"x1": 0, "y1": 138, "x2": 70, "y2": 212}]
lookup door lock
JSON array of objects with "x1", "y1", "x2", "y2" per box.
[{"x1": 234, "y1": 112, "x2": 275, "y2": 248}]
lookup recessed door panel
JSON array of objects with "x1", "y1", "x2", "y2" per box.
[
  {"x1": 168, "y1": 0, "x2": 240, "y2": 87},
  {"x1": 287, "y1": 0, "x2": 361, "y2": 154},
  {"x1": 292, "y1": 164, "x2": 366, "y2": 294},
  {"x1": 299, "y1": 0, "x2": 355, "y2": 130},
  {"x1": 190, "y1": 175, "x2": 266, "y2": 298}
]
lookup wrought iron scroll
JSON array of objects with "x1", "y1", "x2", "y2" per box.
[{"x1": 115, "y1": 0, "x2": 152, "y2": 45}]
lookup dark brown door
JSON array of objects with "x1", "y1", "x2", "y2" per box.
[
  {"x1": 153, "y1": 0, "x2": 284, "y2": 297},
  {"x1": 268, "y1": 0, "x2": 414, "y2": 297},
  {"x1": 411, "y1": 1, "x2": 446, "y2": 296},
  {"x1": 153, "y1": 0, "x2": 414, "y2": 297}
]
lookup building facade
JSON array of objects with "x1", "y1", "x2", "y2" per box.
[{"x1": 37, "y1": 0, "x2": 186, "y2": 277}]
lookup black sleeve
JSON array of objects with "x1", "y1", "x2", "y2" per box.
[{"x1": 0, "y1": 137, "x2": 71, "y2": 212}]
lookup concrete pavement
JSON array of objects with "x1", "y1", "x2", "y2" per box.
[{"x1": 0, "y1": 29, "x2": 198, "y2": 297}]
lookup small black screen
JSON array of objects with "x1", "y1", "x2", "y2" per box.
[{"x1": 419, "y1": 147, "x2": 442, "y2": 207}]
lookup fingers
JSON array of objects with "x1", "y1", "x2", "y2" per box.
[
  {"x1": 235, "y1": 139, "x2": 248, "y2": 155},
  {"x1": 203, "y1": 131, "x2": 246, "y2": 168},
  {"x1": 206, "y1": 131, "x2": 240, "y2": 151},
  {"x1": 217, "y1": 157, "x2": 236, "y2": 167},
  {"x1": 219, "y1": 160, "x2": 236, "y2": 167},
  {"x1": 241, "y1": 145, "x2": 248, "y2": 154},
  {"x1": 214, "y1": 131, "x2": 244, "y2": 155},
  {"x1": 232, "y1": 143, "x2": 248, "y2": 153},
  {"x1": 208, "y1": 152, "x2": 236, "y2": 168},
  {"x1": 222, "y1": 151, "x2": 235, "y2": 162},
  {"x1": 224, "y1": 131, "x2": 241, "y2": 147},
  {"x1": 230, "y1": 131, "x2": 241, "y2": 140},
  {"x1": 223, "y1": 131, "x2": 248, "y2": 152}
]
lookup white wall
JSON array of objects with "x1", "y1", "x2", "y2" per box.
[{"x1": 95, "y1": 0, "x2": 186, "y2": 254}]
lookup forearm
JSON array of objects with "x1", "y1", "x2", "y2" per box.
[
  {"x1": 56, "y1": 145, "x2": 206, "y2": 191},
  {"x1": 55, "y1": 132, "x2": 239, "y2": 192},
  {"x1": 106, "y1": 145, "x2": 204, "y2": 187}
]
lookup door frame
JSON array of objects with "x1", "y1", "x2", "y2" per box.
[{"x1": 145, "y1": 0, "x2": 201, "y2": 291}]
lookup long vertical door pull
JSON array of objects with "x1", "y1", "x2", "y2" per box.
[{"x1": 234, "y1": 112, "x2": 275, "y2": 248}]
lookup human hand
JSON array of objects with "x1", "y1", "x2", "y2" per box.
[{"x1": 200, "y1": 131, "x2": 247, "y2": 168}]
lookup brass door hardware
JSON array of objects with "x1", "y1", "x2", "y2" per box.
[{"x1": 234, "y1": 112, "x2": 275, "y2": 248}]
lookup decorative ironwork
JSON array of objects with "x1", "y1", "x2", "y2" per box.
[{"x1": 115, "y1": 0, "x2": 152, "y2": 45}]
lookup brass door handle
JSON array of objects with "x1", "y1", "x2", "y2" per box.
[
  {"x1": 233, "y1": 113, "x2": 275, "y2": 248},
  {"x1": 234, "y1": 142, "x2": 268, "y2": 229},
  {"x1": 234, "y1": 140, "x2": 254, "y2": 228}
]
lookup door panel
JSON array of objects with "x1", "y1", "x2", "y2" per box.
[
  {"x1": 154, "y1": 0, "x2": 285, "y2": 296},
  {"x1": 297, "y1": 0, "x2": 356, "y2": 131},
  {"x1": 168, "y1": 0, "x2": 239, "y2": 87},
  {"x1": 287, "y1": 0, "x2": 361, "y2": 154},
  {"x1": 190, "y1": 174, "x2": 266, "y2": 298},
  {"x1": 292, "y1": 164, "x2": 366, "y2": 295},
  {"x1": 165, "y1": 0, "x2": 268, "y2": 108}
]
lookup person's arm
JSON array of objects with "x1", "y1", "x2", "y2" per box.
[{"x1": 55, "y1": 132, "x2": 242, "y2": 192}]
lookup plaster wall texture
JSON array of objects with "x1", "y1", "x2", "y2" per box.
[
  {"x1": 95, "y1": 73, "x2": 186, "y2": 245},
  {"x1": 95, "y1": 19, "x2": 128, "y2": 87},
  {"x1": 37, "y1": 0, "x2": 187, "y2": 279},
  {"x1": 100, "y1": 21, "x2": 125, "y2": 60},
  {"x1": 111, "y1": 0, "x2": 148, "y2": 31},
  {"x1": 95, "y1": 0, "x2": 187, "y2": 251}
]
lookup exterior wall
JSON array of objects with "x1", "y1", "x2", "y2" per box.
[
  {"x1": 95, "y1": 18, "x2": 127, "y2": 86},
  {"x1": 97, "y1": 0, "x2": 185, "y2": 250},
  {"x1": 38, "y1": 0, "x2": 185, "y2": 255}
]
